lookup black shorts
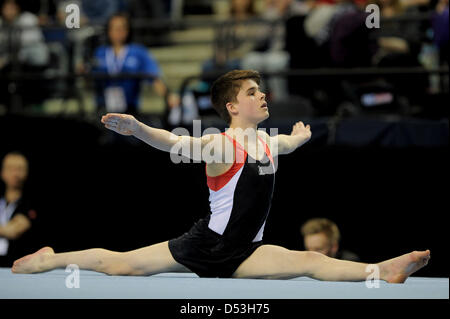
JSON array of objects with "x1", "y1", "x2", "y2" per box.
[{"x1": 168, "y1": 218, "x2": 263, "y2": 278}]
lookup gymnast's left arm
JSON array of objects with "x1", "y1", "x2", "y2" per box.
[{"x1": 269, "y1": 121, "x2": 312, "y2": 156}]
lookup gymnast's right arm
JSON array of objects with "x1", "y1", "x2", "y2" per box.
[{"x1": 101, "y1": 113, "x2": 222, "y2": 162}]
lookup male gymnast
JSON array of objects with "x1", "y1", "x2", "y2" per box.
[{"x1": 12, "y1": 70, "x2": 430, "y2": 283}]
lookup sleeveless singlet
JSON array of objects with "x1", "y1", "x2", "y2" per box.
[{"x1": 168, "y1": 132, "x2": 275, "y2": 277}]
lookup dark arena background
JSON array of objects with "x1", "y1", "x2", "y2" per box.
[{"x1": 0, "y1": 0, "x2": 448, "y2": 305}]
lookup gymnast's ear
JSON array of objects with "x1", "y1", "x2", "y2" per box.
[{"x1": 226, "y1": 102, "x2": 238, "y2": 117}]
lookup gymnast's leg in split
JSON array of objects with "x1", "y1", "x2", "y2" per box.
[
  {"x1": 12, "y1": 241, "x2": 190, "y2": 276},
  {"x1": 12, "y1": 241, "x2": 430, "y2": 284},
  {"x1": 231, "y1": 245, "x2": 430, "y2": 283}
]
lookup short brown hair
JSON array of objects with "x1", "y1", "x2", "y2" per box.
[
  {"x1": 301, "y1": 218, "x2": 341, "y2": 244},
  {"x1": 210, "y1": 69, "x2": 260, "y2": 124}
]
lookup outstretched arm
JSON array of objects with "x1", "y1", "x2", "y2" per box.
[
  {"x1": 101, "y1": 113, "x2": 228, "y2": 162},
  {"x1": 101, "y1": 113, "x2": 182, "y2": 152},
  {"x1": 270, "y1": 121, "x2": 312, "y2": 156}
]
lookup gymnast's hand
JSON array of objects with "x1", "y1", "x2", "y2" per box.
[
  {"x1": 291, "y1": 121, "x2": 312, "y2": 142},
  {"x1": 101, "y1": 113, "x2": 139, "y2": 136}
]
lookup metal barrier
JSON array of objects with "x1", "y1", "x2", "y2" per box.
[
  {"x1": 0, "y1": 66, "x2": 447, "y2": 119},
  {"x1": 1, "y1": 11, "x2": 447, "y2": 117}
]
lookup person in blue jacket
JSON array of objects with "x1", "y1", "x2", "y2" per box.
[{"x1": 92, "y1": 13, "x2": 179, "y2": 115}]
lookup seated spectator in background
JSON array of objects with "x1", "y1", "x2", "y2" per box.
[
  {"x1": 370, "y1": 0, "x2": 423, "y2": 67},
  {"x1": 399, "y1": 0, "x2": 431, "y2": 10},
  {"x1": 300, "y1": 218, "x2": 360, "y2": 261},
  {"x1": 0, "y1": 152, "x2": 38, "y2": 267},
  {"x1": 91, "y1": 13, "x2": 179, "y2": 116},
  {"x1": 329, "y1": 5, "x2": 378, "y2": 68},
  {"x1": 1, "y1": 0, "x2": 81, "y2": 26},
  {"x1": 0, "y1": 0, "x2": 49, "y2": 69},
  {"x1": 432, "y1": 0, "x2": 449, "y2": 65},
  {"x1": 240, "y1": 0, "x2": 306, "y2": 102},
  {"x1": 300, "y1": 0, "x2": 378, "y2": 67},
  {"x1": 284, "y1": 1, "x2": 324, "y2": 100},
  {"x1": 369, "y1": 0, "x2": 429, "y2": 96},
  {"x1": 286, "y1": 0, "x2": 363, "y2": 114},
  {"x1": 204, "y1": 0, "x2": 261, "y2": 72},
  {"x1": 0, "y1": 0, "x2": 50, "y2": 109},
  {"x1": 304, "y1": 0, "x2": 358, "y2": 51}
]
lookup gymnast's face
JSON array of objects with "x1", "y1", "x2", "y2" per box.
[
  {"x1": 228, "y1": 79, "x2": 268, "y2": 124},
  {"x1": 1, "y1": 154, "x2": 28, "y2": 190},
  {"x1": 304, "y1": 232, "x2": 338, "y2": 257}
]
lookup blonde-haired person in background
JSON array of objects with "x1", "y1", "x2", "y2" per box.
[{"x1": 301, "y1": 218, "x2": 360, "y2": 261}]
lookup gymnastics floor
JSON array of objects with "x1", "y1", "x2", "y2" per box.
[{"x1": 0, "y1": 268, "x2": 448, "y2": 299}]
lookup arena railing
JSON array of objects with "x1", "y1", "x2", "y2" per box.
[
  {"x1": 0, "y1": 66, "x2": 447, "y2": 117},
  {"x1": 0, "y1": 10, "x2": 446, "y2": 115}
]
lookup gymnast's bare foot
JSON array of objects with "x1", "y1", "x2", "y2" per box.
[
  {"x1": 379, "y1": 250, "x2": 431, "y2": 283},
  {"x1": 11, "y1": 247, "x2": 55, "y2": 274}
]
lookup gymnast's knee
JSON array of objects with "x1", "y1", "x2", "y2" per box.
[
  {"x1": 98, "y1": 251, "x2": 137, "y2": 276},
  {"x1": 291, "y1": 250, "x2": 328, "y2": 268},
  {"x1": 291, "y1": 250, "x2": 324, "y2": 260}
]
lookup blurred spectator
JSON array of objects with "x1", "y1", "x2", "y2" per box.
[
  {"x1": 284, "y1": 1, "x2": 322, "y2": 100},
  {"x1": 0, "y1": 0, "x2": 50, "y2": 69},
  {"x1": 299, "y1": 0, "x2": 375, "y2": 66},
  {"x1": 286, "y1": 0, "x2": 360, "y2": 114},
  {"x1": 370, "y1": 0, "x2": 424, "y2": 67},
  {"x1": 81, "y1": 0, "x2": 122, "y2": 25},
  {"x1": 369, "y1": 0, "x2": 429, "y2": 97},
  {"x1": 300, "y1": 218, "x2": 360, "y2": 261},
  {"x1": 1, "y1": 0, "x2": 66, "y2": 25},
  {"x1": 432, "y1": 0, "x2": 449, "y2": 65},
  {"x1": 329, "y1": 6, "x2": 377, "y2": 67},
  {"x1": 207, "y1": 0, "x2": 261, "y2": 71},
  {"x1": 0, "y1": 152, "x2": 38, "y2": 267},
  {"x1": 400, "y1": 0, "x2": 432, "y2": 9},
  {"x1": 0, "y1": 0, "x2": 50, "y2": 110},
  {"x1": 240, "y1": 0, "x2": 306, "y2": 102},
  {"x1": 91, "y1": 13, "x2": 179, "y2": 116},
  {"x1": 305, "y1": 0, "x2": 358, "y2": 49}
]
